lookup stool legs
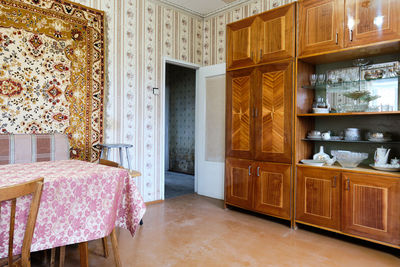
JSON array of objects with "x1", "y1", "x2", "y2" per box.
[
  {"x1": 118, "y1": 147, "x2": 123, "y2": 167},
  {"x1": 125, "y1": 147, "x2": 132, "y2": 170}
]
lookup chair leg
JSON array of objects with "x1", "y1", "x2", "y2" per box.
[
  {"x1": 110, "y1": 228, "x2": 122, "y2": 267},
  {"x1": 102, "y1": 237, "x2": 109, "y2": 258},
  {"x1": 78, "y1": 242, "x2": 89, "y2": 267},
  {"x1": 140, "y1": 219, "x2": 143, "y2": 225},
  {"x1": 50, "y1": 248, "x2": 56, "y2": 267},
  {"x1": 59, "y1": 246, "x2": 65, "y2": 267}
]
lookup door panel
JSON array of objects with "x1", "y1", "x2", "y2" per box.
[
  {"x1": 254, "y1": 61, "x2": 292, "y2": 163},
  {"x1": 225, "y1": 158, "x2": 253, "y2": 209},
  {"x1": 253, "y1": 162, "x2": 291, "y2": 219},
  {"x1": 226, "y1": 68, "x2": 254, "y2": 159},
  {"x1": 298, "y1": 0, "x2": 344, "y2": 56},
  {"x1": 345, "y1": 0, "x2": 400, "y2": 47},
  {"x1": 258, "y1": 3, "x2": 295, "y2": 63},
  {"x1": 342, "y1": 172, "x2": 400, "y2": 245},
  {"x1": 296, "y1": 167, "x2": 341, "y2": 230},
  {"x1": 227, "y1": 17, "x2": 257, "y2": 69},
  {"x1": 196, "y1": 64, "x2": 226, "y2": 199}
]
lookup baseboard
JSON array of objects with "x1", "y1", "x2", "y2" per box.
[{"x1": 145, "y1": 199, "x2": 164, "y2": 205}]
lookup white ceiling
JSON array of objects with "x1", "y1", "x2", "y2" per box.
[{"x1": 159, "y1": 0, "x2": 249, "y2": 17}]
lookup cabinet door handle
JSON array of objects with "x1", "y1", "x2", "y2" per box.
[
  {"x1": 248, "y1": 166, "x2": 252, "y2": 176},
  {"x1": 350, "y1": 30, "x2": 353, "y2": 42},
  {"x1": 259, "y1": 49, "x2": 263, "y2": 61},
  {"x1": 257, "y1": 167, "x2": 260, "y2": 177},
  {"x1": 345, "y1": 179, "x2": 350, "y2": 190},
  {"x1": 255, "y1": 108, "x2": 258, "y2": 118},
  {"x1": 252, "y1": 107, "x2": 255, "y2": 118},
  {"x1": 335, "y1": 32, "x2": 338, "y2": 44},
  {"x1": 332, "y1": 176, "x2": 337, "y2": 188}
]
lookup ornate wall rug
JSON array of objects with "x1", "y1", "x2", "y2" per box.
[{"x1": 0, "y1": 0, "x2": 105, "y2": 161}]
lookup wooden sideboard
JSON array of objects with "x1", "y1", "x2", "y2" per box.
[{"x1": 225, "y1": 0, "x2": 400, "y2": 249}]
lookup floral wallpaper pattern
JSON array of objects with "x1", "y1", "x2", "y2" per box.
[{"x1": 68, "y1": 0, "x2": 294, "y2": 201}]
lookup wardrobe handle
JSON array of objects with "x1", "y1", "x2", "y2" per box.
[
  {"x1": 332, "y1": 176, "x2": 337, "y2": 188},
  {"x1": 255, "y1": 108, "x2": 258, "y2": 118},
  {"x1": 335, "y1": 32, "x2": 338, "y2": 44},
  {"x1": 257, "y1": 167, "x2": 260, "y2": 177},
  {"x1": 345, "y1": 179, "x2": 350, "y2": 190},
  {"x1": 350, "y1": 30, "x2": 353, "y2": 42},
  {"x1": 248, "y1": 166, "x2": 252, "y2": 176},
  {"x1": 259, "y1": 49, "x2": 263, "y2": 61}
]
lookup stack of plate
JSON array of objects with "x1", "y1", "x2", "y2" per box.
[{"x1": 307, "y1": 135, "x2": 321, "y2": 140}]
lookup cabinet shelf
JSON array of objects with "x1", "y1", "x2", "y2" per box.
[
  {"x1": 302, "y1": 76, "x2": 400, "y2": 90},
  {"x1": 301, "y1": 139, "x2": 400, "y2": 144},
  {"x1": 296, "y1": 163, "x2": 400, "y2": 178},
  {"x1": 297, "y1": 111, "x2": 400, "y2": 117}
]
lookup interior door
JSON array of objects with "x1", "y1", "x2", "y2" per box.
[
  {"x1": 254, "y1": 61, "x2": 293, "y2": 163},
  {"x1": 298, "y1": 0, "x2": 344, "y2": 56},
  {"x1": 296, "y1": 166, "x2": 341, "y2": 230},
  {"x1": 345, "y1": 0, "x2": 400, "y2": 47},
  {"x1": 226, "y1": 68, "x2": 255, "y2": 160},
  {"x1": 196, "y1": 63, "x2": 226, "y2": 199},
  {"x1": 253, "y1": 162, "x2": 291, "y2": 219},
  {"x1": 257, "y1": 3, "x2": 295, "y2": 63},
  {"x1": 342, "y1": 172, "x2": 400, "y2": 245},
  {"x1": 226, "y1": 16, "x2": 258, "y2": 70},
  {"x1": 225, "y1": 157, "x2": 254, "y2": 209}
]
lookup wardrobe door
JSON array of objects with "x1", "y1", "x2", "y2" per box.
[
  {"x1": 254, "y1": 61, "x2": 293, "y2": 163},
  {"x1": 226, "y1": 68, "x2": 255, "y2": 159}
]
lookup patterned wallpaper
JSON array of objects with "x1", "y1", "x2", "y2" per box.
[
  {"x1": 68, "y1": 0, "x2": 294, "y2": 201},
  {"x1": 166, "y1": 64, "x2": 196, "y2": 174}
]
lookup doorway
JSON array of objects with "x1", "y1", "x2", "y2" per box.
[{"x1": 164, "y1": 62, "x2": 196, "y2": 199}]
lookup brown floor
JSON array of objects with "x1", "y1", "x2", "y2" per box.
[{"x1": 33, "y1": 194, "x2": 399, "y2": 267}]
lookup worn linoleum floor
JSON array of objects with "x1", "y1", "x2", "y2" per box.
[{"x1": 33, "y1": 194, "x2": 399, "y2": 267}]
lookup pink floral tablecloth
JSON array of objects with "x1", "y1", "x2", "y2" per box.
[{"x1": 0, "y1": 160, "x2": 146, "y2": 258}]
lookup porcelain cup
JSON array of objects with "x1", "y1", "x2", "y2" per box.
[{"x1": 321, "y1": 132, "x2": 331, "y2": 140}]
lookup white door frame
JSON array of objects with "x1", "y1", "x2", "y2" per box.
[{"x1": 160, "y1": 57, "x2": 200, "y2": 200}]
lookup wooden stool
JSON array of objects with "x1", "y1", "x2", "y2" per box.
[{"x1": 97, "y1": 144, "x2": 133, "y2": 169}]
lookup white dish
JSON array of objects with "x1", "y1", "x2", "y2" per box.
[
  {"x1": 368, "y1": 138, "x2": 392, "y2": 142},
  {"x1": 307, "y1": 136, "x2": 322, "y2": 140},
  {"x1": 331, "y1": 150, "x2": 368, "y2": 168},
  {"x1": 369, "y1": 164, "x2": 400, "y2": 172},
  {"x1": 312, "y1": 108, "x2": 330, "y2": 114},
  {"x1": 301, "y1": 159, "x2": 325, "y2": 166}
]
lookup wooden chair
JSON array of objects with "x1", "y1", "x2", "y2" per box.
[{"x1": 0, "y1": 178, "x2": 44, "y2": 267}]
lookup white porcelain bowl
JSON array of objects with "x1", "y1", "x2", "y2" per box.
[
  {"x1": 331, "y1": 150, "x2": 368, "y2": 168},
  {"x1": 312, "y1": 108, "x2": 330, "y2": 114}
]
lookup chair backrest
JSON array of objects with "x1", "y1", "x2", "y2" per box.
[
  {"x1": 0, "y1": 178, "x2": 44, "y2": 267},
  {"x1": 0, "y1": 134, "x2": 69, "y2": 165}
]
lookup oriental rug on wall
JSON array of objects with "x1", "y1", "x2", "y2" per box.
[{"x1": 0, "y1": 0, "x2": 105, "y2": 161}]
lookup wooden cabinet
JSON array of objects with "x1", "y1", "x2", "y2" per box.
[
  {"x1": 227, "y1": 3, "x2": 296, "y2": 70},
  {"x1": 296, "y1": 167, "x2": 341, "y2": 230},
  {"x1": 226, "y1": 17, "x2": 258, "y2": 70},
  {"x1": 345, "y1": 0, "x2": 400, "y2": 47},
  {"x1": 298, "y1": 0, "x2": 344, "y2": 57},
  {"x1": 253, "y1": 162, "x2": 291, "y2": 219},
  {"x1": 342, "y1": 172, "x2": 400, "y2": 245},
  {"x1": 257, "y1": 3, "x2": 295, "y2": 63},
  {"x1": 254, "y1": 62, "x2": 293, "y2": 163},
  {"x1": 225, "y1": 158, "x2": 254, "y2": 209},
  {"x1": 226, "y1": 158, "x2": 291, "y2": 219},
  {"x1": 226, "y1": 68, "x2": 255, "y2": 159}
]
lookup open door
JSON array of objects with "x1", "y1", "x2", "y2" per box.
[{"x1": 195, "y1": 64, "x2": 226, "y2": 199}]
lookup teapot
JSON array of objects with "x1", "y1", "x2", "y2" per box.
[{"x1": 374, "y1": 147, "x2": 391, "y2": 166}]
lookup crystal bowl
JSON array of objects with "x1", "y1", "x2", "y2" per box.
[{"x1": 331, "y1": 150, "x2": 368, "y2": 168}]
